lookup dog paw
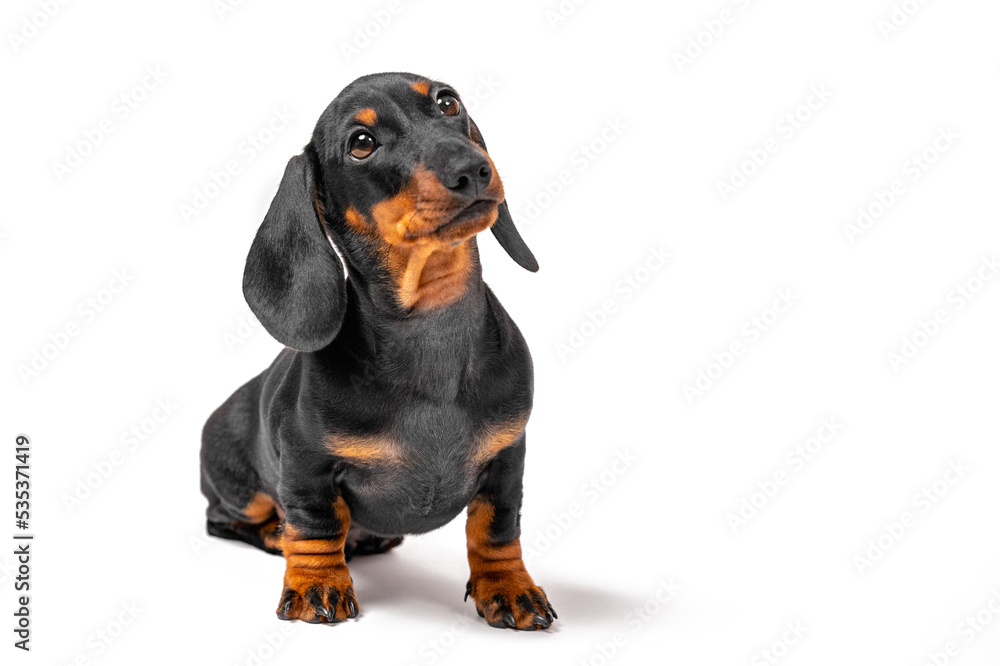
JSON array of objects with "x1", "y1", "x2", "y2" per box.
[
  {"x1": 465, "y1": 573, "x2": 556, "y2": 630},
  {"x1": 276, "y1": 568, "x2": 359, "y2": 624}
]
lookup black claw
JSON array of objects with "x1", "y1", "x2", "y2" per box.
[
  {"x1": 306, "y1": 587, "x2": 334, "y2": 622},
  {"x1": 347, "y1": 597, "x2": 358, "y2": 618},
  {"x1": 502, "y1": 612, "x2": 516, "y2": 628},
  {"x1": 528, "y1": 590, "x2": 556, "y2": 624},
  {"x1": 277, "y1": 592, "x2": 295, "y2": 619},
  {"x1": 476, "y1": 606, "x2": 485, "y2": 618},
  {"x1": 515, "y1": 591, "x2": 549, "y2": 629},
  {"x1": 464, "y1": 581, "x2": 472, "y2": 602},
  {"x1": 488, "y1": 618, "x2": 507, "y2": 628},
  {"x1": 549, "y1": 605, "x2": 558, "y2": 619}
]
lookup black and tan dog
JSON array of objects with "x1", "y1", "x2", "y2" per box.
[{"x1": 200, "y1": 72, "x2": 555, "y2": 630}]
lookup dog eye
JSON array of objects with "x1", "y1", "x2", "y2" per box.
[
  {"x1": 436, "y1": 92, "x2": 461, "y2": 117},
  {"x1": 349, "y1": 132, "x2": 377, "y2": 160}
]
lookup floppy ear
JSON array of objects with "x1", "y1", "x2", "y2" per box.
[
  {"x1": 470, "y1": 118, "x2": 539, "y2": 272},
  {"x1": 242, "y1": 153, "x2": 348, "y2": 352}
]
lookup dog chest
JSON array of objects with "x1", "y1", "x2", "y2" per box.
[{"x1": 325, "y1": 406, "x2": 526, "y2": 535}]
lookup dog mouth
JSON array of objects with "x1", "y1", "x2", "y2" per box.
[
  {"x1": 408, "y1": 198, "x2": 500, "y2": 240},
  {"x1": 437, "y1": 199, "x2": 498, "y2": 232}
]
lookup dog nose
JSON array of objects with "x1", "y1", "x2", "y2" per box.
[
  {"x1": 443, "y1": 155, "x2": 491, "y2": 194},
  {"x1": 429, "y1": 142, "x2": 492, "y2": 196}
]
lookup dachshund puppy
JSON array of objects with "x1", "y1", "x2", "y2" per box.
[{"x1": 200, "y1": 72, "x2": 555, "y2": 630}]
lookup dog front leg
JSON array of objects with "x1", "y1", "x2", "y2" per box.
[
  {"x1": 465, "y1": 435, "x2": 556, "y2": 630},
  {"x1": 276, "y1": 482, "x2": 358, "y2": 624}
]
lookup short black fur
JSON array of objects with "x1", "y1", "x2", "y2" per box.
[{"x1": 200, "y1": 72, "x2": 553, "y2": 630}]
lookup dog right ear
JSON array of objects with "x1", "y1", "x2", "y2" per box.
[{"x1": 242, "y1": 153, "x2": 347, "y2": 352}]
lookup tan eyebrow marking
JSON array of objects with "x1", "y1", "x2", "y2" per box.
[
  {"x1": 354, "y1": 108, "x2": 378, "y2": 125},
  {"x1": 411, "y1": 81, "x2": 430, "y2": 96}
]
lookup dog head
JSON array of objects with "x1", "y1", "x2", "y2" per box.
[{"x1": 243, "y1": 72, "x2": 536, "y2": 352}]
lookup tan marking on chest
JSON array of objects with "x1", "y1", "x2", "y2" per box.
[
  {"x1": 471, "y1": 414, "x2": 529, "y2": 468},
  {"x1": 325, "y1": 433, "x2": 405, "y2": 466}
]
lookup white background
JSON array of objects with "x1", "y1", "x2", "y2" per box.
[{"x1": 3, "y1": 0, "x2": 1000, "y2": 664}]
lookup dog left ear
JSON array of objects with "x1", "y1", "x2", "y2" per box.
[
  {"x1": 470, "y1": 118, "x2": 539, "y2": 272},
  {"x1": 242, "y1": 152, "x2": 348, "y2": 352}
]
